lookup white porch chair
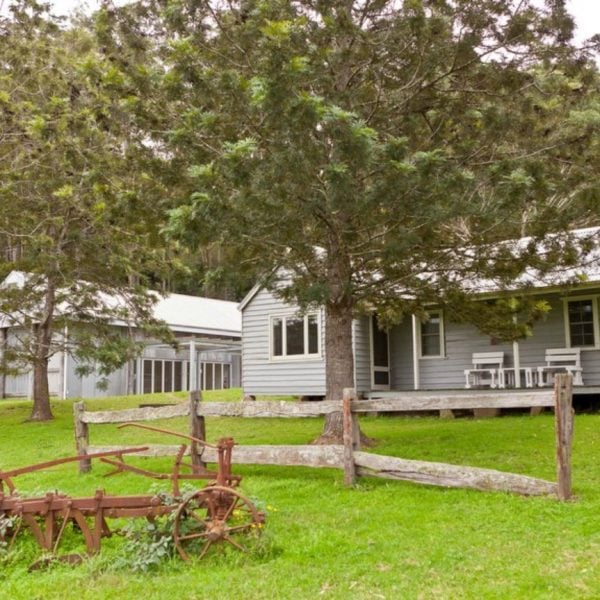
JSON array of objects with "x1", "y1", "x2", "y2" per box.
[
  {"x1": 464, "y1": 352, "x2": 504, "y2": 389},
  {"x1": 537, "y1": 348, "x2": 583, "y2": 387}
]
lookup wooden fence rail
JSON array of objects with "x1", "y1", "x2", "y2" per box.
[{"x1": 73, "y1": 383, "x2": 572, "y2": 499}]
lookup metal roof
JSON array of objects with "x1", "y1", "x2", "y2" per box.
[{"x1": 153, "y1": 292, "x2": 241, "y2": 337}]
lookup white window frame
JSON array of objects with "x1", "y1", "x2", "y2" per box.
[
  {"x1": 269, "y1": 313, "x2": 322, "y2": 360},
  {"x1": 418, "y1": 310, "x2": 445, "y2": 359},
  {"x1": 563, "y1": 296, "x2": 600, "y2": 350}
]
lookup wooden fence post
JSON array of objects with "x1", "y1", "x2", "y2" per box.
[
  {"x1": 73, "y1": 401, "x2": 91, "y2": 473},
  {"x1": 554, "y1": 373, "x2": 574, "y2": 501},
  {"x1": 189, "y1": 390, "x2": 206, "y2": 468},
  {"x1": 343, "y1": 388, "x2": 359, "y2": 486}
]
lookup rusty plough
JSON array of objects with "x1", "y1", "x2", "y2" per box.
[{"x1": 0, "y1": 424, "x2": 264, "y2": 566}]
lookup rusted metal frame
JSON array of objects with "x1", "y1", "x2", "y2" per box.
[
  {"x1": 215, "y1": 438, "x2": 235, "y2": 487},
  {"x1": 0, "y1": 447, "x2": 149, "y2": 481},
  {"x1": 0, "y1": 472, "x2": 15, "y2": 494},
  {"x1": 52, "y1": 505, "x2": 72, "y2": 555},
  {"x1": 70, "y1": 509, "x2": 97, "y2": 554},
  {"x1": 99, "y1": 457, "x2": 220, "y2": 484},
  {"x1": 22, "y1": 513, "x2": 49, "y2": 550},
  {"x1": 117, "y1": 423, "x2": 241, "y2": 487},
  {"x1": 1, "y1": 493, "x2": 169, "y2": 513},
  {"x1": 2, "y1": 424, "x2": 261, "y2": 561},
  {"x1": 172, "y1": 444, "x2": 187, "y2": 497}
]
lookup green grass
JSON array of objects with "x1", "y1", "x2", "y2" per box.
[{"x1": 1, "y1": 390, "x2": 599, "y2": 599}]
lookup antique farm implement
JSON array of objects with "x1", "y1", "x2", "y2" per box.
[{"x1": 0, "y1": 424, "x2": 265, "y2": 564}]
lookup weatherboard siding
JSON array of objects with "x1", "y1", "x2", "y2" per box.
[
  {"x1": 389, "y1": 319, "x2": 414, "y2": 390},
  {"x1": 241, "y1": 287, "x2": 600, "y2": 395},
  {"x1": 353, "y1": 316, "x2": 371, "y2": 395},
  {"x1": 416, "y1": 322, "x2": 513, "y2": 390},
  {"x1": 386, "y1": 293, "x2": 600, "y2": 390},
  {"x1": 242, "y1": 288, "x2": 326, "y2": 396},
  {"x1": 518, "y1": 294, "x2": 600, "y2": 385}
]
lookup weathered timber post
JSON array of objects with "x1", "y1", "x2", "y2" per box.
[
  {"x1": 554, "y1": 373, "x2": 574, "y2": 501},
  {"x1": 189, "y1": 390, "x2": 206, "y2": 468},
  {"x1": 73, "y1": 401, "x2": 91, "y2": 473},
  {"x1": 343, "y1": 388, "x2": 360, "y2": 486}
]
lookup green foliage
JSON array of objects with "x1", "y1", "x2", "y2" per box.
[
  {"x1": 0, "y1": 1, "x2": 176, "y2": 418},
  {"x1": 100, "y1": 1, "x2": 600, "y2": 401},
  {"x1": 115, "y1": 517, "x2": 175, "y2": 573}
]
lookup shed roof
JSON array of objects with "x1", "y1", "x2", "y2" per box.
[{"x1": 153, "y1": 292, "x2": 241, "y2": 337}]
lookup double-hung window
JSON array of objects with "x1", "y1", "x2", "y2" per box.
[
  {"x1": 419, "y1": 310, "x2": 445, "y2": 358},
  {"x1": 564, "y1": 297, "x2": 599, "y2": 348},
  {"x1": 271, "y1": 313, "x2": 320, "y2": 359}
]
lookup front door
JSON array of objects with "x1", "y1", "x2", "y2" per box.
[{"x1": 370, "y1": 315, "x2": 390, "y2": 390}]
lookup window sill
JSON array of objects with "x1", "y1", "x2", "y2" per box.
[
  {"x1": 567, "y1": 345, "x2": 600, "y2": 352},
  {"x1": 269, "y1": 354, "x2": 323, "y2": 362}
]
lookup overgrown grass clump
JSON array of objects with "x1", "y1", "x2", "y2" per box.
[{"x1": 1, "y1": 390, "x2": 599, "y2": 599}]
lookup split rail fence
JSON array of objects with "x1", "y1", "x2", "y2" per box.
[{"x1": 74, "y1": 376, "x2": 574, "y2": 501}]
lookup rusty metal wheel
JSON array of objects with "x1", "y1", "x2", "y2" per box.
[{"x1": 173, "y1": 485, "x2": 264, "y2": 561}]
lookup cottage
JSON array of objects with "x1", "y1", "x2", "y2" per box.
[
  {"x1": 0, "y1": 272, "x2": 241, "y2": 399},
  {"x1": 239, "y1": 227, "x2": 600, "y2": 399}
]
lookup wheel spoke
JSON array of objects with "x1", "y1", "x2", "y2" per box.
[
  {"x1": 188, "y1": 512, "x2": 206, "y2": 524},
  {"x1": 222, "y1": 496, "x2": 240, "y2": 521},
  {"x1": 198, "y1": 540, "x2": 213, "y2": 559},
  {"x1": 224, "y1": 523, "x2": 254, "y2": 534},
  {"x1": 224, "y1": 536, "x2": 247, "y2": 552},
  {"x1": 178, "y1": 531, "x2": 210, "y2": 542}
]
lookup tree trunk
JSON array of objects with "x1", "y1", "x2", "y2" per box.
[
  {"x1": 313, "y1": 303, "x2": 354, "y2": 444},
  {"x1": 325, "y1": 303, "x2": 354, "y2": 403},
  {"x1": 30, "y1": 354, "x2": 52, "y2": 421},
  {"x1": 29, "y1": 281, "x2": 56, "y2": 421},
  {"x1": 0, "y1": 327, "x2": 7, "y2": 399}
]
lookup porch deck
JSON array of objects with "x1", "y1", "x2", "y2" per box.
[{"x1": 366, "y1": 386, "x2": 600, "y2": 399}]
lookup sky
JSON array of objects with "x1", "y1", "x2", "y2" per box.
[
  {"x1": 0, "y1": 0, "x2": 599, "y2": 42},
  {"x1": 0, "y1": 0, "x2": 598, "y2": 44}
]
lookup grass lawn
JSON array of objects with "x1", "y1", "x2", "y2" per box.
[{"x1": 1, "y1": 390, "x2": 599, "y2": 599}]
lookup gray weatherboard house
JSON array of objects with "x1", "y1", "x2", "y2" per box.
[{"x1": 239, "y1": 227, "x2": 600, "y2": 400}]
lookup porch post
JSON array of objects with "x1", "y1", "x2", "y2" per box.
[
  {"x1": 61, "y1": 326, "x2": 69, "y2": 400},
  {"x1": 135, "y1": 357, "x2": 143, "y2": 394},
  {"x1": 411, "y1": 315, "x2": 420, "y2": 391},
  {"x1": 189, "y1": 340, "x2": 197, "y2": 391},
  {"x1": 512, "y1": 340, "x2": 521, "y2": 388}
]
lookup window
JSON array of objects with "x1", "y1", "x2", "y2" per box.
[
  {"x1": 201, "y1": 362, "x2": 232, "y2": 390},
  {"x1": 565, "y1": 298, "x2": 599, "y2": 348},
  {"x1": 142, "y1": 359, "x2": 232, "y2": 392},
  {"x1": 420, "y1": 311, "x2": 444, "y2": 358},
  {"x1": 271, "y1": 314, "x2": 321, "y2": 359},
  {"x1": 142, "y1": 359, "x2": 188, "y2": 393}
]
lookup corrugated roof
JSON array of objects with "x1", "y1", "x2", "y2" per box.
[{"x1": 153, "y1": 292, "x2": 241, "y2": 337}]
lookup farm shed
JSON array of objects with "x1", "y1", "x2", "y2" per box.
[{"x1": 0, "y1": 272, "x2": 241, "y2": 399}]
